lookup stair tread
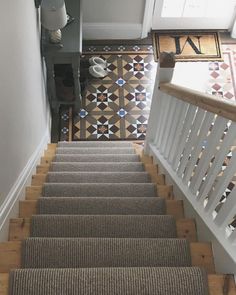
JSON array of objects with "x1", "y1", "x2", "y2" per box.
[
  {"x1": 38, "y1": 197, "x2": 166, "y2": 215},
  {"x1": 9, "y1": 267, "x2": 209, "y2": 295},
  {"x1": 54, "y1": 154, "x2": 140, "y2": 162},
  {"x1": 50, "y1": 162, "x2": 145, "y2": 172},
  {"x1": 45, "y1": 171, "x2": 151, "y2": 183},
  {"x1": 42, "y1": 183, "x2": 156, "y2": 198},
  {"x1": 30, "y1": 215, "x2": 177, "y2": 238},
  {"x1": 56, "y1": 147, "x2": 136, "y2": 155},
  {"x1": 22, "y1": 237, "x2": 191, "y2": 268},
  {"x1": 58, "y1": 141, "x2": 133, "y2": 147}
]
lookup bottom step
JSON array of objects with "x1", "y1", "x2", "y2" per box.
[{"x1": 9, "y1": 267, "x2": 208, "y2": 295}]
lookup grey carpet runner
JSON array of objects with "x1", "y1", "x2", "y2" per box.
[
  {"x1": 9, "y1": 267, "x2": 209, "y2": 295},
  {"x1": 58, "y1": 141, "x2": 133, "y2": 147},
  {"x1": 38, "y1": 197, "x2": 166, "y2": 215},
  {"x1": 54, "y1": 153, "x2": 140, "y2": 162},
  {"x1": 22, "y1": 238, "x2": 191, "y2": 268},
  {"x1": 45, "y1": 171, "x2": 151, "y2": 183},
  {"x1": 56, "y1": 147, "x2": 136, "y2": 154},
  {"x1": 9, "y1": 141, "x2": 209, "y2": 295},
  {"x1": 42, "y1": 183, "x2": 156, "y2": 198},
  {"x1": 30, "y1": 215, "x2": 177, "y2": 238},
  {"x1": 50, "y1": 162, "x2": 145, "y2": 172}
]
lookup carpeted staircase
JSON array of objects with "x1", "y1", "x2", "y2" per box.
[{"x1": 8, "y1": 141, "x2": 210, "y2": 294}]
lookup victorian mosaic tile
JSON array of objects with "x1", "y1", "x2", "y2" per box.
[
  {"x1": 207, "y1": 44, "x2": 236, "y2": 101},
  {"x1": 70, "y1": 52, "x2": 156, "y2": 141},
  {"x1": 59, "y1": 43, "x2": 236, "y2": 141}
]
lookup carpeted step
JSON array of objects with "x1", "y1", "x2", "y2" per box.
[
  {"x1": 56, "y1": 147, "x2": 135, "y2": 155},
  {"x1": 37, "y1": 197, "x2": 166, "y2": 215},
  {"x1": 58, "y1": 141, "x2": 133, "y2": 147},
  {"x1": 9, "y1": 267, "x2": 209, "y2": 295},
  {"x1": 46, "y1": 172, "x2": 151, "y2": 184},
  {"x1": 50, "y1": 162, "x2": 144, "y2": 172},
  {"x1": 54, "y1": 154, "x2": 140, "y2": 162},
  {"x1": 22, "y1": 238, "x2": 191, "y2": 268},
  {"x1": 42, "y1": 183, "x2": 156, "y2": 198},
  {"x1": 30, "y1": 215, "x2": 177, "y2": 238}
]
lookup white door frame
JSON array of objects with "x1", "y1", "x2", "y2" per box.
[{"x1": 141, "y1": 0, "x2": 156, "y2": 38}]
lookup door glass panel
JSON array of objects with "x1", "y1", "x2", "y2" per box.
[
  {"x1": 161, "y1": 0, "x2": 186, "y2": 17},
  {"x1": 161, "y1": 0, "x2": 235, "y2": 18}
]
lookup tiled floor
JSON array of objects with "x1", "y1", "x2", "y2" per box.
[{"x1": 59, "y1": 43, "x2": 236, "y2": 141}]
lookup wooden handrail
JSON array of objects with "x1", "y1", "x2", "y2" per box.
[{"x1": 159, "y1": 82, "x2": 236, "y2": 122}]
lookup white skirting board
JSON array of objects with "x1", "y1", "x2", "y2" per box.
[
  {"x1": 83, "y1": 22, "x2": 142, "y2": 40},
  {"x1": 0, "y1": 130, "x2": 50, "y2": 242},
  {"x1": 148, "y1": 143, "x2": 236, "y2": 279}
]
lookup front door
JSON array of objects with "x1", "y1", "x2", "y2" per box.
[{"x1": 152, "y1": 0, "x2": 236, "y2": 30}]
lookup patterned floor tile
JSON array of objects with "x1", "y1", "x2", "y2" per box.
[
  {"x1": 59, "y1": 43, "x2": 236, "y2": 142},
  {"x1": 74, "y1": 113, "x2": 121, "y2": 140},
  {"x1": 122, "y1": 54, "x2": 157, "y2": 83},
  {"x1": 207, "y1": 45, "x2": 236, "y2": 101}
]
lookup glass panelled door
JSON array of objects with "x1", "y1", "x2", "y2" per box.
[{"x1": 152, "y1": 0, "x2": 236, "y2": 30}]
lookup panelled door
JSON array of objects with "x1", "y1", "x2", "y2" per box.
[{"x1": 152, "y1": 0, "x2": 236, "y2": 30}]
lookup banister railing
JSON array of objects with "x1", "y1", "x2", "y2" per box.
[
  {"x1": 159, "y1": 82, "x2": 236, "y2": 122},
  {"x1": 145, "y1": 52, "x2": 236, "y2": 269}
]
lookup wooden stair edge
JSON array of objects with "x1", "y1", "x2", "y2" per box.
[
  {"x1": 19, "y1": 199, "x2": 185, "y2": 219},
  {"x1": 8, "y1": 218, "x2": 197, "y2": 243},
  {"x1": 0, "y1": 240, "x2": 214, "y2": 273},
  {"x1": 1, "y1": 273, "x2": 235, "y2": 295}
]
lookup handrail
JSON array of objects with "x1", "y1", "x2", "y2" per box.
[{"x1": 159, "y1": 82, "x2": 236, "y2": 122}]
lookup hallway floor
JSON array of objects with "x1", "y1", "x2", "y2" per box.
[{"x1": 58, "y1": 38, "x2": 236, "y2": 141}]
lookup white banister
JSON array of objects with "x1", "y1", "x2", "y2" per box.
[{"x1": 145, "y1": 52, "x2": 236, "y2": 274}]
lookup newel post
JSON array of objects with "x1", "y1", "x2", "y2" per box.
[{"x1": 144, "y1": 52, "x2": 175, "y2": 153}]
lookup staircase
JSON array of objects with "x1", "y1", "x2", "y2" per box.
[{"x1": 0, "y1": 141, "x2": 235, "y2": 294}]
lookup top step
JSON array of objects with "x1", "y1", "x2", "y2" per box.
[
  {"x1": 56, "y1": 147, "x2": 136, "y2": 155},
  {"x1": 58, "y1": 141, "x2": 134, "y2": 148}
]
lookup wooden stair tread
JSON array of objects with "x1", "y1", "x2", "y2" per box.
[
  {"x1": 8, "y1": 217, "x2": 197, "y2": 242},
  {"x1": 19, "y1": 199, "x2": 184, "y2": 219},
  {"x1": 1, "y1": 273, "x2": 235, "y2": 295},
  {"x1": 0, "y1": 240, "x2": 214, "y2": 273}
]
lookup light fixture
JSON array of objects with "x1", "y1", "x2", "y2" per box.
[
  {"x1": 39, "y1": 0, "x2": 67, "y2": 45},
  {"x1": 41, "y1": 0, "x2": 67, "y2": 31}
]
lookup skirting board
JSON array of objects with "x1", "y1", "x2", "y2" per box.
[
  {"x1": 83, "y1": 22, "x2": 142, "y2": 40},
  {"x1": 0, "y1": 130, "x2": 50, "y2": 242},
  {"x1": 147, "y1": 142, "x2": 236, "y2": 278}
]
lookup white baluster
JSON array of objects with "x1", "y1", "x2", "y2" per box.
[
  {"x1": 214, "y1": 186, "x2": 236, "y2": 228},
  {"x1": 204, "y1": 150, "x2": 236, "y2": 214},
  {"x1": 155, "y1": 93, "x2": 171, "y2": 150},
  {"x1": 228, "y1": 225, "x2": 236, "y2": 243},
  {"x1": 197, "y1": 122, "x2": 236, "y2": 200},
  {"x1": 172, "y1": 105, "x2": 197, "y2": 171},
  {"x1": 160, "y1": 96, "x2": 177, "y2": 154},
  {"x1": 190, "y1": 116, "x2": 228, "y2": 194},
  {"x1": 164, "y1": 99, "x2": 185, "y2": 159},
  {"x1": 168, "y1": 102, "x2": 189, "y2": 164},
  {"x1": 177, "y1": 108, "x2": 205, "y2": 178},
  {"x1": 183, "y1": 112, "x2": 215, "y2": 185}
]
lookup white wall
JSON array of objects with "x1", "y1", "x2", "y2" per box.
[
  {"x1": 0, "y1": 0, "x2": 51, "y2": 240},
  {"x1": 82, "y1": 0, "x2": 145, "y2": 39}
]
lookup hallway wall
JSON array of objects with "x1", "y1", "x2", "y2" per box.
[
  {"x1": 82, "y1": 0, "x2": 145, "y2": 39},
  {"x1": 0, "y1": 0, "x2": 51, "y2": 239}
]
